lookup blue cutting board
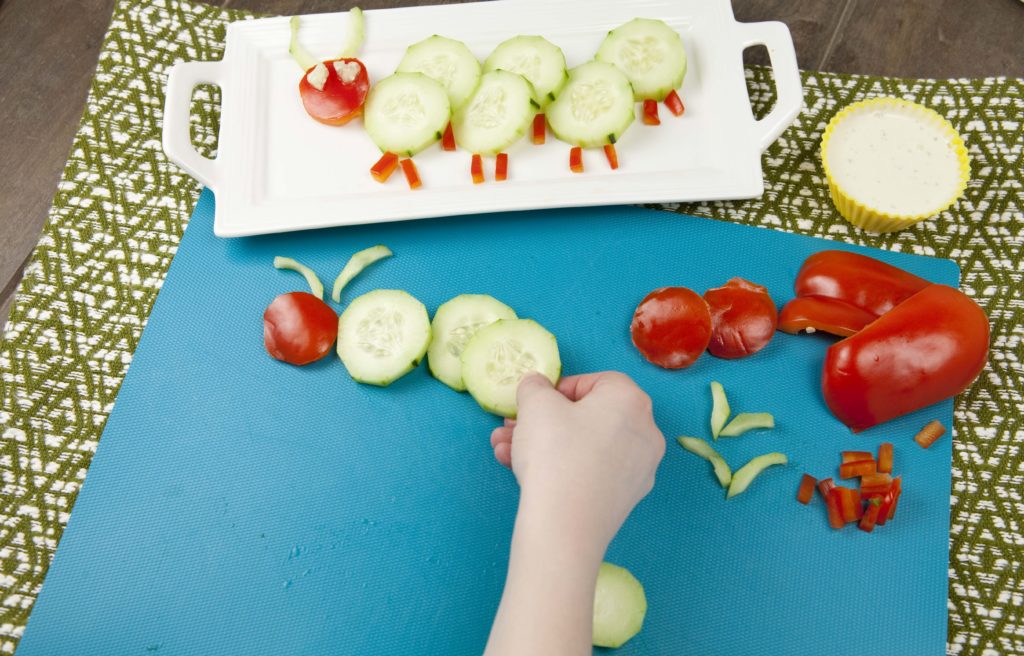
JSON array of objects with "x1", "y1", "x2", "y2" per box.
[{"x1": 18, "y1": 191, "x2": 955, "y2": 655}]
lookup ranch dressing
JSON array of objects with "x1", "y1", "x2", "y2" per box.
[{"x1": 826, "y1": 107, "x2": 962, "y2": 216}]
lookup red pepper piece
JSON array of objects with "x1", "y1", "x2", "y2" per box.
[
  {"x1": 603, "y1": 144, "x2": 619, "y2": 170},
  {"x1": 777, "y1": 296, "x2": 878, "y2": 337},
  {"x1": 839, "y1": 459, "x2": 877, "y2": 479},
  {"x1": 471, "y1": 154, "x2": 485, "y2": 184},
  {"x1": 877, "y1": 442, "x2": 894, "y2": 473},
  {"x1": 914, "y1": 420, "x2": 946, "y2": 449},
  {"x1": 834, "y1": 486, "x2": 859, "y2": 523},
  {"x1": 298, "y1": 58, "x2": 370, "y2": 126},
  {"x1": 642, "y1": 99, "x2": 661, "y2": 125},
  {"x1": 860, "y1": 472, "x2": 893, "y2": 497},
  {"x1": 859, "y1": 500, "x2": 881, "y2": 533},
  {"x1": 664, "y1": 89, "x2": 685, "y2": 116},
  {"x1": 797, "y1": 473, "x2": 817, "y2": 505},
  {"x1": 495, "y1": 153, "x2": 508, "y2": 182},
  {"x1": 818, "y1": 478, "x2": 844, "y2": 529},
  {"x1": 532, "y1": 113, "x2": 546, "y2": 145},
  {"x1": 370, "y1": 152, "x2": 399, "y2": 183},
  {"x1": 441, "y1": 122, "x2": 456, "y2": 151},
  {"x1": 841, "y1": 451, "x2": 874, "y2": 464},
  {"x1": 887, "y1": 477, "x2": 903, "y2": 520},
  {"x1": 793, "y1": 251, "x2": 931, "y2": 318},
  {"x1": 876, "y1": 483, "x2": 900, "y2": 527},
  {"x1": 851, "y1": 489, "x2": 863, "y2": 519},
  {"x1": 569, "y1": 146, "x2": 583, "y2": 173},
  {"x1": 399, "y1": 158, "x2": 421, "y2": 189},
  {"x1": 703, "y1": 278, "x2": 778, "y2": 360}
]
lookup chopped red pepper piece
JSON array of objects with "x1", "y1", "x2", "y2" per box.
[
  {"x1": 441, "y1": 122, "x2": 456, "y2": 151},
  {"x1": 495, "y1": 153, "x2": 508, "y2": 182},
  {"x1": 778, "y1": 296, "x2": 878, "y2": 338},
  {"x1": 532, "y1": 113, "x2": 546, "y2": 145},
  {"x1": 818, "y1": 478, "x2": 844, "y2": 529},
  {"x1": 876, "y1": 483, "x2": 900, "y2": 527},
  {"x1": 859, "y1": 500, "x2": 881, "y2": 533},
  {"x1": 569, "y1": 146, "x2": 583, "y2": 173},
  {"x1": 851, "y1": 489, "x2": 863, "y2": 519},
  {"x1": 399, "y1": 158, "x2": 421, "y2": 189},
  {"x1": 877, "y1": 442, "x2": 894, "y2": 473},
  {"x1": 887, "y1": 477, "x2": 903, "y2": 520},
  {"x1": 471, "y1": 154, "x2": 485, "y2": 184},
  {"x1": 914, "y1": 420, "x2": 946, "y2": 449},
  {"x1": 841, "y1": 450, "x2": 874, "y2": 464},
  {"x1": 797, "y1": 473, "x2": 817, "y2": 505},
  {"x1": 370, "y1": 152, "x2": 399, "y2": 183},
  {"x1": 839, "y1": 459, "x2": 877, "y2": 479},
  {"x1": 834, "y1": 486, "x2": 859, "y2": 523},
  {"x1": 603, "y1": 144, "x2": 619, "y2": 170},
  {"x1": 664, "y1": 89, "x2": 685, "y2": 117},
  {"x1": 860, "y1": 472, "x2": 893, "y2": 497},
  {"x1": 642, "y1": 99, "x2": 661, "y2": 125}
]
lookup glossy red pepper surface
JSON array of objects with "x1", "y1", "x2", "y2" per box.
[{"x1": 703, "y1": 278, "x2": 777, "y2": 359}]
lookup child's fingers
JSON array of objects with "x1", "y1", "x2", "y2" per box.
[
  {"x1": 557, "y1": 371, "x2": 635, "y2": 401},
  {"x1": 493, "y1": 441, "x2": 512, "y2": 468},
  {"x1": 491, "y1": 425, "x2": 513, "y2": 448},
  {"x1": 503, "y1": 417, "x2": 517, "y2": 428}
]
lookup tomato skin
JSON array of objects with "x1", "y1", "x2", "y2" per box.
[
  {"x1": 298, "y1": 58, "x2": 370, "y2": 126},
  {"x1": 822, "y1": 284, "x2": 989, "y2": 431},
  {"x1": 702, "y1": 278, "x2": 777, "y2": 359},
  {"x1": 778, "y1": 296, "x2": 877, "y2": 337},
  {"x1": 263, "y1": 292, "x2": 339, "y2": 365},
  {"x1": 794, "y1": 250, "x2": 930, "y2": 317},
  {"x1": 631, "y1": 287, "x2": 712, "y2": 369}
]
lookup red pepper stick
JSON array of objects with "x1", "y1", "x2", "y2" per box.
[
  {"x1": 839, "y1": 459, "x2": 877, "y2": 479},
  {"x1": 494, "y1": 153, "x2": 508, "y2": 182},
  {"x1": 642, "y1": 99, "x2": 660, "y2": 125},
  {"x1": 914, "y1": 420, "x2": 946, "y2": 449},
  {"x1": 859, "y1": 500, "x2": 881, "y2": 533},
  {"x1": 399, "y1": 158, "x2": 421, "y2": 189},
  {"x1": 818, "y1": 478, "x2": 844, "y2": 529},
  {"x1": 664, "y1": 89, "x2": 685, "y2": 116},
  {"x1": 841, "y1": 450, "x2": 874, "y2": 464},
  {"x1": 370, "y1": 152, "x2": 399, "y2": 183},
  {"x1": 471, "y1": 154, "x2": 485, "y2": 184},
  {"x1": 603, "y1": 144, "x2": 619, "y2": 170},
  {"x1": 877, "y1": 442, "x2": 894, "y2": 473},
  {"x1": 796, "y1": 473, "x2": 816, "y2": 505},
  {"x1": 441, "y1": 122, "x2": 456, "y2": 151},
  {"x1": 532, "y1": 113, "x2": 546, "y2": 145},
  {"x1": 569, "y1": 146, "x2": 583, "y2": 173}
]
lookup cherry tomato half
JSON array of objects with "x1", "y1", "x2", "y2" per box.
[
  {"x1": 264, "y1": 292, "x2": 338, "y2": 365},
  {"x1": 702, "y1": 277, "x2": 778, "y2": 359},
  {"x1": 299, "y1": 58, "x2": 370, "y2": 126},
  {"x1": 630, "y1": 287, "x2": 712, "y2": 369}
]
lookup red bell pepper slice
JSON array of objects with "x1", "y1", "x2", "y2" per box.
[
  {"x1": 793, "y1": 250, "x2": 931, "y2": 318},
  {"x1": 818, "y1": 478, "x2": 844, "y2": 529},
  {"x1": 399, "y1": 158, "x2": 421, "y2": 189},
  {"x1": 797, "y1": 473, "x2": 816, "y2": 505},
  {"x1": 569, "y1": 146, "x2": 583, "y2": 173},
  {"x1": 834, "y1": 486, "x2": 859, "y2": 523},
  {"x1": 664, "y1": 89, "x2": 685, "y2": 116},
  {"x1": 887, "y1": 477, "x2": 903, "y2": 520},
  {"x1": 642, "y1": 99, "x2": 661, "y2": 125},
  {"x1": 859, "y1": 500, "x2": 881, "y2": 533},
  {"x1": 777, "y1": 296, "x2": 878, "y2": 337},
  {"x1": 532, "y1": 113, "x2": 546, "y2": 145},
  {"x1": 859, "y1": 472, "x2": 893, "y2": 497},
  {"x1": 370, "y1": 152, "x2": 399, "y2": 183},
  {"x1": 441, "y1": 122, "x2": 456, "y2": 151},
  {"x1": 841, "y1": 451, "x2": 874, "y2": 464},
  {"x1": 703, "y1": 278, "x2": 778, "y2": 359},
  {"x1": 876, "y1": 478, "x2": 901, "y2": 526},
  {"x1": 914, "y1": 420, "x2": 946, "y2": 449},
  {"x1": 877, "y1": 442, "x2": 894, "y2": 473},
  {"x1": 839, "y1": 459, "x2": 877, "y2": 479},
  {"x1": 603, "y1": 144, "x2": 619, "y2": 170},
  {"x1": 471, "y1": 154, "x2": 485, "y2": 184},
  {"x1": 495, "y1": 153, "x2": 508, "y2": 182}
]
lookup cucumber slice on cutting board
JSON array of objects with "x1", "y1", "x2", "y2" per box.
[
  {"x1": 428, "y1": 294, "x2": 517, "y2": 392},
  {"x1": 396, "y1": 35, "x2": 482, "y2": 111},
  {"x1": 596, "y1": 18, "x2": 687, "y2": 101},
  {"x1": 452, "y1": 70, "x2": 537, "y2": 155},
  {"x1": 545, "y1": 60, "x2": 635, "y2": 148},
  {"x1": 461, "y1": 319, "x2": 560, "y2": 418},
  {"x1": 336, "y1": 289, "x2": 431, "y2": 386},
  {"x1": 364, "y1": 73, "x2": 451, "y2": 157},
  {"x1": 593, "y1": 562, "x2": 647, "y2": 649},
  {"x1": 483, "y1": 35, "x2": 568, "y2": 108}
]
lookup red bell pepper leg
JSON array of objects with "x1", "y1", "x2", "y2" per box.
[
  {"x1": 569, "y1": 147, "x2": 583, "y2": 173},
  {"x1": 370, "y1": 152, "x2": 399, "y2": 183},
  {"x1": 441, "y1": 122, "x2": 456, "y2": 151},
  {"x1": 471, "y1": 154, "x2": 485, "y2": 184},
  {"x1": 603, "y1": 144, "x2": 619, "y2": 170},
  {"x1": 532, "y1": 113, "x2": 546, "y2": 145},
  {"x1": 495, "y1": 153, "x2": 508, "y2": 182},
  {"x1": 642, "y1": 99, "x2": 661, "y2": 125},
  {"x1": 399, "y1": 158, "x2": 421, "y2": 189},
  {"x1": 664, "y1": 89, "x2": 685, "y2": 116}
]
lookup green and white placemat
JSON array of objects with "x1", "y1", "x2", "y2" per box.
[{"x1": 1, "y1": 0, "x2": 1021, "y2": 652}]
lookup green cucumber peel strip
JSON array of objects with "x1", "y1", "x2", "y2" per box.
[
  {"x1": 718, "y1": 412, "x2": 775, "y2": 438},
  {"x1": 727, "y1": 452, "x2": 787, "y2": 499},
  {"x1": 676, "y1": 436, "x2": 732, "y2": 487},
  {"x1": 288, "y1": 16, "x2": 319, "y2": 72},
  {"x1": 331, "y1": 245, "x2": 393, "y2": 303},
  {"x1": 709, "y1": 381, "x2": 730, "y2": 440},
  {"x1": 273, "y1": 256, "x2": 324, "y2": 299},
  {"x1": 337, "y1": 7, "x2": 364, "y2": 58}
]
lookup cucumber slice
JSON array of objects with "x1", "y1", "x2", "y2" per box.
[
  {"x1": 710, "y1": 380, "x2": 730, "y2": 440},
  {"x1": 396, "y1": 35, "x2": 481, "y2": 111},
  {"x1": 719, "y1": 412, "x2": 775, "y2": 437},
  {"x1": 461, "y1": 319, "x2": 560, "y2": 418},
  {"x1": 288, "y1": 16, "x2": 319, "y2": 72},
  {"x1": 596, "y1": 18, "x2": 687, "y2": 101},
  {"x1": 452, "y1": 70, "x2": 536, "y2": 155},
  {"x1": 483, "y1": 35, "x2": 568, "y2": 108},
  {"x1": 364, "y1": 73, "x2": 451, "y2": 156},
  {"x1": 273, "y1": 256, "x2": 324, "y2": 300},
  {"x1": 726, "y1": 452, "x2": 787, "y2": 499},
  {"x1": 592, "y1": 562, "x2": 646, "y2": 649},
  {"x1": 545, "y1": 61, "x2": 634, "y2": 148},
  {"x1": 332, "y1": 245, "x2": 393, "y2": 303},
  {"x1": 337, "y1": 7, "x2": 364, "y2": 58},
  {"x1": 428, "y1": 295, "x2": 518, "y2": 392},
  {"x1": 336, "y1": 289, "x2": 431, "y2": 386},
  {"x1": 677, "y1": 436, "x2": 732, "y2": 487}
]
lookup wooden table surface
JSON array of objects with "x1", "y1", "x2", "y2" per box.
[{"x1": 1, "y1": 0, "x2": 1022, "y2": 330}]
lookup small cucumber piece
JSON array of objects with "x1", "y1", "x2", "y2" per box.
[
  {"x1": 596, "y1": 18, "x2": 687, "y2": 101},
  {"x1": 337, "y1": 7, "x2": 364, "y2": 58},
  {"x1": 273, "y1": 256, "x2": 324, "y2": 300},
  {"x1": 709, "y1": 380, "x2": 730, "y2": 440},
  {"x1": 677, "y1": 436, "x2": 732, "y2": 487},
  {"x1": 336, "y1": 289, "x2": 431, "y2": 386},
  {"x1": 396, "y1": 35, "x2": 482, "y2": 110},
  {"x1": 364, "y1": 73, "x2": 451, "y2": 156},
  {"x1": 461, "y1": 319, "x2": 560, "y2": 418},
  {"x1": 593, "y1": 562, "x2": 646, "y2": 649},
  {"x1": 332, "y1": 245, "x2": 393, "y2": 303},
  {"x1": 452, "y1": 70, "x2": 536, "y2": 155},
  {"x1": 483, "y1": 35, "x2": 568, "y2": 108},
  {"x1": 727, "y1": 452, "x2": 787, "y2": 499},
  {"x1": 428, "y1": 294, "x2": 517, "y2": 392},
  {"x1": 545, "y1": 61, "x2": 635, "y2": 148},
  {"x1": 288, "y1": 16, "x2": 319, "y2": 72},
  {"x1": 719, "y1": 412, "x2": 775, "y2": 438}
]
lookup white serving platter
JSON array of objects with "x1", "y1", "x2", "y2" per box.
[{"x1": 162, "y1": 0, "x2": 802, "y2": 237}]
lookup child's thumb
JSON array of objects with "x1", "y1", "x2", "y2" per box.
[{"x1": 516, "y1": 372, "x2": 557, "y2": 410}]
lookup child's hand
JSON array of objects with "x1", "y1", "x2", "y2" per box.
[{"x1": 490, "y1": 371, "x2": 666, "y2": 550}]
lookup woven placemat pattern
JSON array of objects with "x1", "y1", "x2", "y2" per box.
[{"x1": 1, "y1": 0, "x2": 1021, "y2": 652}]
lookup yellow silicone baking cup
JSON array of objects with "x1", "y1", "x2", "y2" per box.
[{"x1": 820, "y1": 97, "x2": 970, "y2": 233}]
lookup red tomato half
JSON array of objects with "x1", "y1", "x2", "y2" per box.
[
  {"x1": 702, "y1": 278, "x2": 777, "y2": 359},
  {"x1": 299, "y1": 58, "x2": 370, "y2": 126},
  {"x1": 264, "y1": 292, "x2": 338, "y2": 365},
  {"x1": 630, "y1": 287, "x2": 712, "y2": 369}
]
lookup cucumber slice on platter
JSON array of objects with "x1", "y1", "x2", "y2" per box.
[
  {"x1": 396, "y1": 35, "x2": 482, "y2": 111},
  {"x1": 336, "y1": 289, "x2": 431, "y2": 386},
  {"x1": 452, "y1": 70, "x2": 537, "y2": 155},
  {"x1": 592, "y1": 562, "x2": 647, "y2": 649},
  {"x1": 596, "y1": 18, "x2": 687, "y2": 101},
  {"x1": 545, "y1": 61, "x2": 635, "y2": 148},
  {"x1": 483, "y1": 35, "x2": 568, "y2": 108},
  {"x1": 364, "y1": 73, "x2": 451, "y2": 156},
  {"x1": 461, "y1": 319, "x2": 560, "y2": 418},
  {"x1": 428, "y1": 294, "x2": 518, "y2": 392}
]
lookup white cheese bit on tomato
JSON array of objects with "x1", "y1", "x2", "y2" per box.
[
  {"x1": 333, "y1": 60, "x2": 361, "y2": 85},
  {"x1": 306, "y1": 63, "x2": 329, "y2": 91}
]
